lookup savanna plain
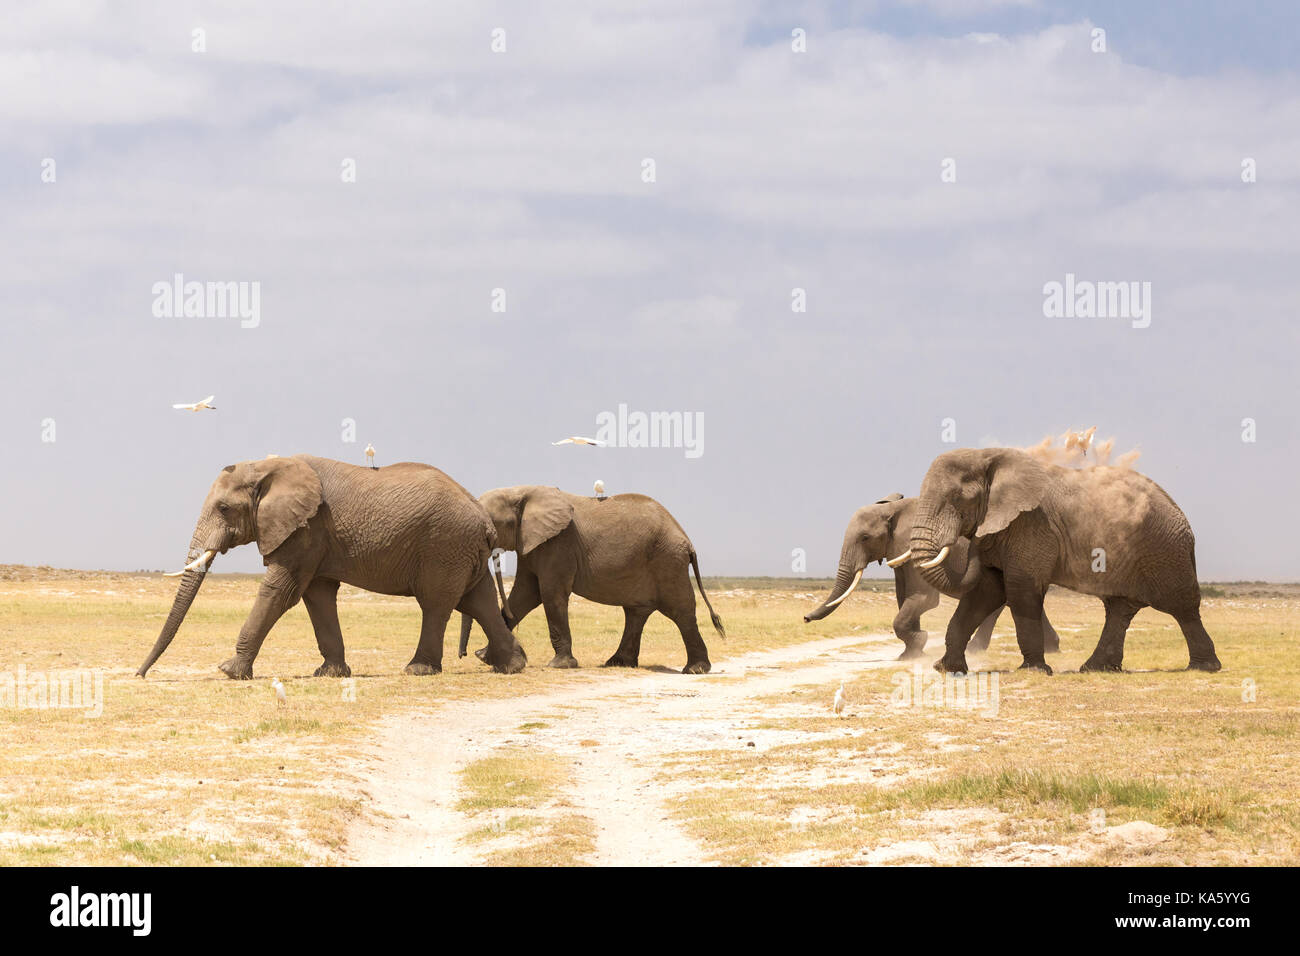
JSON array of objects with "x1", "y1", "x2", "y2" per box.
[{"x1": 1, "y1": 565, "x2": 1296, "y2": 866}]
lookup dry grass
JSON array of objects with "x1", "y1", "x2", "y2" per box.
[
  {"x1": 663, "y1": 585, "x2": 1300, "y2": 865},
  {"x1": 1, "y1": 566, "x2": 1295, "y2": 866},
  {"x1": 0, "y1": 565, "x2": 866, "y2": 865}
]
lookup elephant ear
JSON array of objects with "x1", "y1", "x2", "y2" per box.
[
  {"x1": 977, "y1": 452, "x2": 1048, "y2": 538},
  {"x1": 249, "y1": 457, "x2": 323, "y2": 556},
  {"x1": 874, "y1": 492, "x2": 905, "y2": 504},
  {"x1": 520, "y1": 487, "x2": 574, "y2": 555}
]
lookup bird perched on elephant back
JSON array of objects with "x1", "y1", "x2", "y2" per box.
[
  {"x1": 803, "y1": 493, "x2": 1059, "y2": 658},
  {"x1": 460, "y1": 486, "x2": 724, "y2": 673},
  {"x1": 136, "y1": 455, "x2": 527, "y2": 680},
  {"x1": 901, "y1": 447, "x2": 1220, "y2": 675}
]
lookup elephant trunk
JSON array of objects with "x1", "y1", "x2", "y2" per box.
[
  {"x1": 909, "y1": 504, "x2": 970, "y2": 594},
  {"x1": 805, "y1": 551, "x2": 864, "y2": 623},
  {"x1": 137, "y1": 521, "x2": 221, "y2": 677}
]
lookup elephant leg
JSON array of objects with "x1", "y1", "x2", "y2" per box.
[
  {"x1": 666, "y1": 606, "x2": 712, "y2": 674},
  {"x1": 219, "y1": 566, "x2": 305, "y2": 680},
  {"x1": 473, "y1": 572, "x2": 541, "y2": 663},
  {"x1": 935, "y1": 572, "x2": 1005, "y2": 674},
  {"x1": 302, "y1": 577, "x2": 351, "y2": 677},
  {"x1": 1081, "y1": 596, "x2": 1141, "y2": 672},
  {"x1": 458, "y1": 573, "x2": 526, "y2": 674},
  {"x1": 605, "y1": 606, "x2": 652, "y2": 668},
  {"x1": 1041, "y1": 609, "x2": 1060, "y2": 653},
  {"x1": 539, "y1": 585, "x2": 579, "y2": 669},
  {"x1": 1174, "y1": 609, "x2": 1222, "y2": 672},
  {"x1": 893, "y1": 590, "x2": 937, "y2": 660},
  {"x1": 967, "y1": 605, "x2": 1002, "y2": 653},
  {"x1": 1005, "y1": 576, "x2": 1051, "y2": 674},
  {"x1": 405, "y1": 598, "x2": 452, "y2": 676}
]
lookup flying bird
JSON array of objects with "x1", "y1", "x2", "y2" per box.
[
  {"x1": 365, "y1": 443, "x2": 376, "y2": 468},
  {"x1": 833, "y1": 682, "x2": 846, "y2": 717},
  {"x1": 271, "y1": 677, "x2": 286, "y2": 707},
  {"x1": 594, "y1": 479, "x2": 606, "y2": 498},
  {"x1": 1065, "y1": 426, "x2": 1097, "y2": 455},
  {"x1": 173, "y1": 395, "x2": 216, "y2": 412},
  {"x1": 552, "y1": 437, "x2": 605, "y2": 447}
]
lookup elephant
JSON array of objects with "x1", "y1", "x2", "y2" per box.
[
  {"x1": 135, "y1": 455, "x2": 527, "y2": 680},
  {"x1": 458, "y1": 486, "x2": 724, "y2": 674},
  {"x1": 903, "y1": 447, "x2": 1220, "y2": 675},
  {"x1": 803, "y1": 493, "x2": 1059, "y2": 658}
]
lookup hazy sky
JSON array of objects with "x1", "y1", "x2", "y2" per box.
[{"x1": 3, "y1": 1, "x2": 1298, "y2": 579}]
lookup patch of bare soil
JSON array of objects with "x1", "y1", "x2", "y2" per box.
[{"x1": 345, "y1": 634, "x2": 906, "y2": 866}]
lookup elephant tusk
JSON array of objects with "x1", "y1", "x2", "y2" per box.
[
  {"x1": 918, "y1": 546, "x2": 950, "y2": 569},
  {"x1": 823, "y1": 569, "x2": 863, "y2": 608},
  {"x1": 885, "y1": 549, "x2": 913, "y2": 568},
  {"x1": 164, "y1": 549, "x2": 216, "y2": 577}
]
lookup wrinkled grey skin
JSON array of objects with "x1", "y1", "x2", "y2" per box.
[
  {"x1": 804, "y1": 494, "x2": 1058, "y2": 657},
  {"x1": 910, "y1": 447, "x2": 1221, "y2": 675},
  {"x1": 460, "y1": 486, "x2": 723, "y2": 674},
  {"x1": 137, "y1": 455, "x2": 526, "y2": 680}
]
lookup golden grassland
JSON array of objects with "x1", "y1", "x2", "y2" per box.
[
  {"x1": 0, "y1": 565, "x2": 1296, "y2": 865},
  {"x1": 665, "y1": 584, "x2": 1300, "y2": 865}
]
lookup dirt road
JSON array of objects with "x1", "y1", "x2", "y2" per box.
[{"x1": 345, "y1": 633, "x2": 899, "y2": 865}]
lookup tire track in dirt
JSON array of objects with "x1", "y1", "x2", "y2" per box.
[{"x1": 345, "y1": 633, "x2": 902, "y2": 866}]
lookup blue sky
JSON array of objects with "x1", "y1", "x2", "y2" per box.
[{"x1": 2, "y1": 1, "x2": 1297, "y2": 579}]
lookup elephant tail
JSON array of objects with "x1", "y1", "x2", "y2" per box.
[
  {"x1": 458, "y1": 612, "x2": 472, "y2": 658},
  {"x1": 690, "y1": 550, "x2": 726, "y2": 639}
]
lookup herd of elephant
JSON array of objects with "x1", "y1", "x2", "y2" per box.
[{"x1": 136, "y1": 446, "x2": 1221, "y2": 682}]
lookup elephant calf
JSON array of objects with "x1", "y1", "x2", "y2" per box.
[
  {"x1": 137, "y1": 455, "x2": 527, "y2": 679},
  {"x1": 804, "y1": 493, "x2": 1058, "y2": 657},
  {"x1": 460, "y1": 486, "x2": 724, "y2": 673}
]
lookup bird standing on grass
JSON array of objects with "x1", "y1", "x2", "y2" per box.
[
  {"x1": 833, "y1": 682, "x2": 846, "y2": 717},
  {"x1": 173, "y1": 395, "x2": 216, "y2": 412},
  {"x1": 594, "y1": 479, "x2": 606, "y2": 499},
  {"x1": 271, "y1": 677, "x2": 286, "y2": 707},
  {"x1": 365, "y1": 443, "x2": 376, "y2": 469}
]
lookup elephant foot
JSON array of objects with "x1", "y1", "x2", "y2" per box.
[
  {"x1": 966, "y1": 638, "x2": 991, "y2": 654},
  {"x1": 1044, "y1": 637, "x2": 1061, "y2": 654},
  {"x1": 1188, "y1": 656, "x2": 1222, "y2": 672},
  {"x1": 492, "y1": 650, "x2": 527, "y2": 675},
  {"x1": 547, "y1": 654, "x2": 580, "y2": 669},
  {"x1": 1018, "y1": 659, "x2": 1053, "y2": 675},
  {"x1": 603, "y1": 654, "x2": 639, "y2": 668},
  {"x1": 1080, "y1": 655, "x2": 1122, "y2": 673},
  {"x1": 314, "y1": 659, "x2": 351, "y2": 678},
  {"x1": 682, "y1": 659, "x2": 712, "y2": 675},
  {"x1": 403, "y1": 661, "x2": 442, "y2": 676},
  {"x1": 897, "y1": 632, "x2": 928, "y2": 659},
  {"x1": 218, "y1": 657, "x2": 254, "y2": 680},
  {"x1": 473, "y1": 645, "x2": 489, "y2": 664},
  {"x1": 933, "y1": 655, "x2": 969, "y2": 675}
]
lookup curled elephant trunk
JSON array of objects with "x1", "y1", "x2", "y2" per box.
[
  {"x1": 910, "y1": 507, "x2": 975, "y2": 594},
  {"x1": 805, "y1": 562, "x2": 863, "y2": 623},
  {"x1": 137, "y1": 526, "x2": 220, "y2": 677}
]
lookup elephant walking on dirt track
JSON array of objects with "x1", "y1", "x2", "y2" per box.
[
  {"x1": 905, "y1": 447, "x2": 1220, "y2": 675},
  {"x1": 136, "y1": 455, "x2": 527, "y2": 679},
  {"x1": 803, "y1": 493, "x2": 1059, "y2": 657},
  {"x1": 460, "y1": 486, "x2": 724, "y2": 674}
]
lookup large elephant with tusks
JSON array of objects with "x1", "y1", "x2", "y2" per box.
[{"x1": 137, "y1": 455, "x2": 526, "y2": 679}]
